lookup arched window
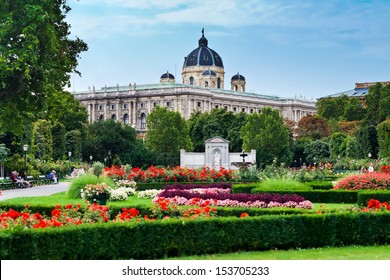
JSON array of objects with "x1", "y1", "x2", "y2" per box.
[
  {"x1": 234, "y1": 85, "x2": 238, "y2": 91},
  {"x1": 123, "y1": 114, "x2": 129, "y2": 124},
  {"x1": 141, "y1": 113, "x2": 147, "y2": 129},
  {"x1": 205, "y1": 81, "x2": 209, "y2": 87},
  {"x1": 99, "y1": 115, "x2": 104, "y2": 121},
  {"x1": 189, "y1": 77, "x2": 194, "y2": 85},
  {"x1": 217, "y1": 77, "x2": 221, "y2": 88},
  {"x1": 111, "y1": 114, "x2": 117, "y2": 121}
]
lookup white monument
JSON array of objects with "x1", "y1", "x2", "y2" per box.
[{"x1": 180, "y1": 137, "x2": 256, "y2": 169}]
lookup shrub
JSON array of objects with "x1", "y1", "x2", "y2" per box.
[
  {"x1": 92, "y1": 162, "x2": 104, "y2": 178},
  {"x1": 357, "y1": 191, "x2": 390, "y2": 206},
  {"x1": 333, "y1": 172, "x2": 390, "y2": 190},
  {"x1": 66, "y1": 174, "x2": 115, "y2": 199}
]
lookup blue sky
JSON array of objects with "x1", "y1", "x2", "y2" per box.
[{"x1": 66, "y1": 0, "x2": 390, "y2": 99}]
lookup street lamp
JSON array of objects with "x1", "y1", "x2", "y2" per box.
[
  {"x1": 368, "y1": 152, "x2": 372, "y2": 159},
  {"x1": 90, "y1": 155, "x2": 93, "y2": 164},
  {"x1": 23, "y1": 144, "x2": 28, "y2": 176},
  {"x1": 68, "y1": 151, "x2": 72, "y2": 175}
]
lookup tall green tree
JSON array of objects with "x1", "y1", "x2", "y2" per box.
[
  {"x1": 146, "y1": 106, "x2": 193, "y2": 164},
  {"x1": 65, "y1": 130, "x2": 82, "y2": 161},
  {"x1": 0, "y1": 0, "x2": 88, "y2": 134},
  {"x1": 32, "y1": 119, "x2": 52, "y2": 160},
  {"x1": 241, "y1": 107, "x2": 292, "y2": 167},
  {"x1": 377, "y1": 120, "x2": 390, "y2": 159},
  {"x1": 51, "y1": 122, "x2": 65, "y2": 160},
  {"x1": 330, "y1": 132, "x2": 347, "y2": 158},
  {"x1": 355, "y1": 125, "x2": 378, "y2": 159}
]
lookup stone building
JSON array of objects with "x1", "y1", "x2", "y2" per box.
[{"x1": 73, "y1": 30, "x2": 316, "y2": 134}]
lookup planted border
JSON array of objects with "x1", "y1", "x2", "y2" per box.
[{"x1": 1, "y1": 212, "x2": 389, "y2": 259}]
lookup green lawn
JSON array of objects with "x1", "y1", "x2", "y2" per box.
[{"x1": 167, "y1": 245, "x2": 390, "y2": 260}]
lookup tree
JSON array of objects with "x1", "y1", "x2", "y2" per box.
[
  {"x1": 32, "y1": 119, "x2": 52, "y2": 160},
  {"x1": 330, "y1": 132, "x2": 347, "y2": 158},
  {"x1": 355, "y1": 125, "x2": 378, "y2": 159},
  {"x1": 241, "y1": 107, "x2": 292, "y2": 167},
  {"x1": 0, "y1": 143, "x2": 10, "y2": 176},
  {"x1": 45, "y1": 89, "x2": 89, "y2": 132},
  {"x1": 377, "y1": 120, "x2": 390, "y2": 158},
  {"x1": 342, "y1": 98, "x2": 366, "y2": 121},
  {"x1": 291, "y1": 137, "x2": 311, "y2": 166},
  {"x1": 65, "y1": 130, "x2": 82, "y2": 161},
  {"x1": 51, "y1": 122, "x2": 65, "y2": 160},
  {"x1": 188, "y1": 111, "x2": 208, "y2": 152},
  {"x1": 0, "y1": 0, "x2": 88, "y2": 134},
  {"x1": 297, "y1": 115, "x2": 329, "y2": 140},
  {"x1": 146, "y1": 106, "x2": 193, "y2": 164},
  {"x1": 83, "y1": 120, "x2": 137, "y2": 165},
  {"x1": 304, "y1": 140, "x2": 330, "y2": 163},
  {"x1": 316, "y1": 95, "x2": 349, "y2": 120},
  {"x1": 365, "y1": 83, "x2": 383, "y2": 126}
]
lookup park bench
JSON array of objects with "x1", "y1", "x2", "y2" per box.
[{"x1": 0, "y1": 177, "x2": 23, "y2": 189}]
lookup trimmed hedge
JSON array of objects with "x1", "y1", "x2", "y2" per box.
[
  {"x1": 232, "y1": 183, "x2": 258, "y2": 194},
  {"x1": 137, "y1": 181, "x2": 218, "y2": 191},
  {"x1": 1, "y1": 212, "x2": 389, "y2": 259},
  {"x1": 357, "y1": 191, "x2": 390, "y2": 206},
  {"x1": 305, "y1": 181, "x2": 334, "y2": 190},
  {"x1": 251, "y1": 189, "x2": 358, "y2": 204}
]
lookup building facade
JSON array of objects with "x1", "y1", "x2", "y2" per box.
[{"x1": 73, "y1": 30, "x2": 316, "y2": 133}]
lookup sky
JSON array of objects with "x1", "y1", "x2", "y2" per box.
[{"x1": 66, "y1": 0, "x2": 390, "y2": 100}]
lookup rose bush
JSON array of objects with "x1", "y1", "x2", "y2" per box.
[{"x1": 333, "y1": 172, "x2": 390, "y2": 190}]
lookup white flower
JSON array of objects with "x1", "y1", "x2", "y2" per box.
[{"x1": 138, "y1": 189, "x2": 162, "y2": 199}]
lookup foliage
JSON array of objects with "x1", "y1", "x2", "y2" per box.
[
  {"x1": 316, "y1": 95, "x2": 349, "y2": 120},
  {"x1": 338, "y1": 121, "x2": 361, "y2": 136},
  {"x1": 0, "y1": 143, "x2": 10, "y2": 164},
  {"x1": 297, "y1": 115, "x2": 329, "y2": 140},
  {"x1": 32, "y1": 119, "x2": 53, "y2": 160},
  {"x1": 333, "y1": 172, "x2": 390, "y2": 190},
  {"x1": 45, "y1": 90, "x2": 88, "y2": 132},
  {"x1": 241, "y1": 107, "x2": 292, "y2": 167},
  {"x1": 188, "y1": 109, "x2": 247, "y2": 152},
  {"x1": 51, "y1": 122, "x2": 65, "y2": 160},
  {"x1": 365, "y1": 83, "x2": 390, "y2": 126},
  {"x1": 82, "y1": 119, "x2": 137, "y2": 165},
  {"x1": 304, "y1": 140, "x2": 330, "y2": 163},
  {"x1": 291, "y1": 137, "x2": 311, "y2": 165},
  {"x1": 146, "y1": 106, "x2": 193, "y2": 164},
  {"x1": 355, "y1": 125, "x2": 378, "y2": 159},
  {"x1": 92, "y1": 162, "x2": 104, "y2": 178},
  {"x1": 376, "y1": 119, "x2": 390, "y2": 158},
  {"x1": 65, "y1": 130, "x2": 82, "y2": 161},
  {"x1": 0, "y1": 0, "x2": 88, "y2": 135},
  {"x1": 330, "y1": 132, "x2": 347, "y2": 158},
  {"x1": 66, "y1": 174, "x2": 115, "y2": 199}
]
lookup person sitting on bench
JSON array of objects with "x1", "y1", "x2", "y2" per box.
[
  {"x1": 10, "y1": 171, "x2": 32, "y2": 188},
  {"x1": 49, "y1": 170, "x2": 58, "y2": 184}
]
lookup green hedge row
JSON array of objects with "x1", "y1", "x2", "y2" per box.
[
  {"x1": 1, "y1": 212, "x2": 389, "y2": 259},
  {"x1": 357, "y1": 191, "x2": 390, "y2": 206},
  {"x1": 137, "y1": 181, "x2": 219, "y2": 190}
]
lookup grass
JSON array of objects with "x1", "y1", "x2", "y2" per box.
[
  {"x1": 0, "y1": 191, "x2": 154, "y2": 208},
  {"x1": 167, "y1": 245, "x2": 390, "y2": 260}
]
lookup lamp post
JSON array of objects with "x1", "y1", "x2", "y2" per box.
[
  {"x1": 68, "y1": 151, "x2": 72, "y2": 175},
  {"x1": 23, "y1": 144, "x2": 28, "y2": 176},
  {"x1": 90, "y1": 155, "x2": 93, "y2": 164}
]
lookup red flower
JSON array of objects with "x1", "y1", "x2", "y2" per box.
[{"x1": 240, "y1": 212, "x2": 249, "y2": 218}]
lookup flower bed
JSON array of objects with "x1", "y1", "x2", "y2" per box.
[
  {"x1": 156, "y1": 183, "x2": 314, "y2": 209},
  {"x1": 333, "y1": 172, "x2": 390, "y2": 191},
  {"x1": 127, "y1": 166, "x2": 237, "y2": 183}
]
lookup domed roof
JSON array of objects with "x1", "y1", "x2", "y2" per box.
[
  {"x1": 160, "y1": 71, "x2": 175, "y2": 79},
  {"x1": 202, "y1": 69, "x2": 216, "y2": 76},
  {"x1": 231, "y1": 72, "x2": 245, "y2": 81},
  {"x1": 183, "y1": 29, "x2": 224, "y2": 68}
]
